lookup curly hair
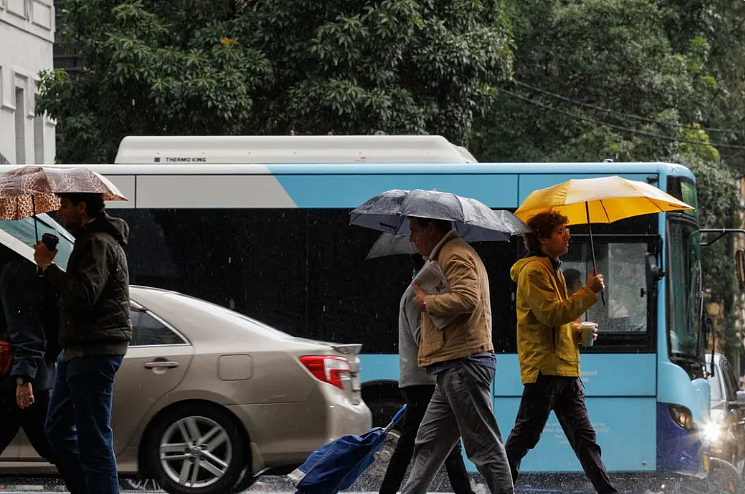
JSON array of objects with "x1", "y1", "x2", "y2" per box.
[
  {"x1": 523, "y1": 211, "x2": 568, "y2": 253},
  {"x1": 57, "y1": 192, "x2": 105, "y2": 217}
]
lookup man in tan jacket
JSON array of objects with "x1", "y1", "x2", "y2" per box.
[
  {"x1": 400, "y1": 217, "x2": 513, "y2": 494},
  {"x1": 505, "y1": 211, "x2": 616, "y2": 494}
]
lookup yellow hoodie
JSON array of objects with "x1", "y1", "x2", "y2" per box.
[{"x1": 510, "y1": 256, "x2": 597, "y2": 384}]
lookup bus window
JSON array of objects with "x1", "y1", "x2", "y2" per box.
[
  {"x1": 115, "y1": 208, "x2": 520, "y2": 354},
  {"x1": 560, "y1": 236, "x2": 655, "y2": 351}
]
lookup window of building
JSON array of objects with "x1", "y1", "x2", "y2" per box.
[{"x1": 14, "y1": 87, "x2": 25, "y2": 164}]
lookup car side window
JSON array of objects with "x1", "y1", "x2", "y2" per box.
[
  {"x1": 722, "y1": 360, "x2": 739, "y2": 398},
  {"x1": 130, "y1": 305, "x2": 187, "y2": 347}
]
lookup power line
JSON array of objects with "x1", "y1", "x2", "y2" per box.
[
  {"x1": 494, "y1": 85, "x2": 745, "y2": 150},
  {"x1": 513, "y1": 79, "x2": 745, "y2": 137}
]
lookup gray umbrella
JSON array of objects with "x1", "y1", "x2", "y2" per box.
[{"x1": 351, "y1": 189, "x2": 531, "y2": 241}]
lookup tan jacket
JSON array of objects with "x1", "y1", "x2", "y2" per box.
[
  {"x1": 510, "y1": 256, "x2": 597, "y2": 384},
  {"x1": 418, "y1": 231, "x2": 494, "y2": 367}
]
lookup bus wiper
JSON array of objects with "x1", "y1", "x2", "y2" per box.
[
  {"x1": 670, "y1": 354, "x2": 704, "y2": 375},
  {"x1": 670, "y1": 354, "x2": 694, "y2": 364}
]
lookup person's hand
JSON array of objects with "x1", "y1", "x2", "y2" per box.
[
  {"x1": 16, "y1": 382, "x2": 34, "y2": 409},
  {"x1": 412, "y1": 282, "x2": 426, "y2": 311},
  {"x1": 33, "y1": 241, "x2": 57, "y2": 269},
  {"x1": 593, "y1": 326, "x2": 599, "y2": 341},
  {"x1": 586, "y1": 267, "x2": 605, "y2": 293}
]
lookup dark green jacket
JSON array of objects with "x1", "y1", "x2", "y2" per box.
[{"x1": 44, "y1": 213, "x2": 132, "y2": 362}]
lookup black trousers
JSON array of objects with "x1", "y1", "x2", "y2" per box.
[
  {"x1": 0, "y1": 387, "x2": 78, "y2": 494},
  {"x1": 504, "y1": 375, "x2": 617, "y2": 494},
  {"x1": 379, "y1": 384, "x2": 474, "y2": 494}
]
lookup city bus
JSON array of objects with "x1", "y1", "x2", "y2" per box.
[{"x1": 13, "y1": 135, "x2": 714, "y2": 489}]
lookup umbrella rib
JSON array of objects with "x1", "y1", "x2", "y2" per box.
[{"x1": 601, "y1": 199, "x2": 610, "y2": 223}]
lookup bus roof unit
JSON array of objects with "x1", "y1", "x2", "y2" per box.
[{"x1": 114, "y1": 135, "x2": 478, "y2": 165}]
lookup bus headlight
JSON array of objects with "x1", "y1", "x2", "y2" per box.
[{"x1": 668, "y1": 405, "x2": 695, "y2": 431}]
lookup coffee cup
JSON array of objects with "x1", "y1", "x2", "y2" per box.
[{"x1": 580, "y1": 322, "x2": 597, "y2": 347}]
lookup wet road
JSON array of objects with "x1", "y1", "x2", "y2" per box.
[{"x1": 0, "y1": 475, "x2": 474, "y2": 493}]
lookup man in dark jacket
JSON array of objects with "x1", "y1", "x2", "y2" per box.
[
  {"x1": 33, "y1": 192, "x2": 132, "y2": 494},
  {"x1": 0, "y1": 253, "x2": 75, "y2": 492}
]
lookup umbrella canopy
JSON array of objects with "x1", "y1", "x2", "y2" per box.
[
  {"x1": 351, "y1": 189, "x2": 530, "y2": 241},
  {"x1": 0, "y1": 165, "x2": 127, "y2": 221},
  {"x1": 514, "y1": 175, "x2": 693, "y2": 224}
]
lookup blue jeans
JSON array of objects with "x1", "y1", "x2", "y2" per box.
[{"x1": 45, "y1": 354, "x2": 124, "y2": 494}]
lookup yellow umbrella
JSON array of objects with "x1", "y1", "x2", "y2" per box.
[
  {"x1": 515, "y1": 175, "x2": 694, "y2": 305},
  {"x1": 515, "y1": 175, "x2": 693, "y2": 225}
]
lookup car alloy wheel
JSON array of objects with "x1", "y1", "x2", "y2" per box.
[
  {"x1": 145, "y1": 403, "x2": 248, "y2": 494},
  {"x1": 160, "y1": 416, "x2": 232, "y2": 489}
]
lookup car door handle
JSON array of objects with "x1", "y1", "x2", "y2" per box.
[{"x1": 144, "y1": 360, "x2": 180, "y2": 369}]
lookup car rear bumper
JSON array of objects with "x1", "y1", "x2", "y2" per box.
[{"x1": 226, "y1": 384, "x2": 372, "y2": 473}]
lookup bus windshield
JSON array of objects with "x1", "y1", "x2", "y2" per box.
[{"x1": 667, "y1": 219, "x2": 704, "y2": 362}]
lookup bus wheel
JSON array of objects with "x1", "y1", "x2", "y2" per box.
[{"x1": 367, "y1": 397, "x2": 404, "y2": 428}]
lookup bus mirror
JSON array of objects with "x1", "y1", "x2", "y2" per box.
[
  {"x1": 736, "y1": 250, "x2": 745, "y2": 290},
  {"x1": 646, "y1": 253, "x2": 663, "y2": 288}
]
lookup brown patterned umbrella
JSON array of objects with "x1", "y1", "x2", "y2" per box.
[{"x1": 0, "y1": 166, "x2": 127, "y2": 221}]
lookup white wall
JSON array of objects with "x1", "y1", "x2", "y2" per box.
[{"x1": 0, "y1": 0, "x2": 55, "y2": 164}]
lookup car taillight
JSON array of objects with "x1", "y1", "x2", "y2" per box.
[{"x1": 299, "y1": 356, "x2": 351, "y2": 390}]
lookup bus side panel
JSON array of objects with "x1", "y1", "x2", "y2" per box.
[
  {"x1": 518, "y1": 173, "x2": 657, "y2": 204},
  {"x1": 489, "y1": 353, "x2": 657, "y2": 473},
  {"x1": 269, "y1": 174, "x2": 520, "y2": 209},
  {"x1": 488, "y1": 396, "x2": 656, "y2": 473}
]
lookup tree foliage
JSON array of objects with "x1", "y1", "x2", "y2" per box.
[
  {"x1": 470, "y1": 0, "x2": 744, "y2": 358},
  {"x1": 37, "y1": 0, "x2": 514, "y2": 163}
]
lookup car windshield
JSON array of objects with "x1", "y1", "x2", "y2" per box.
[{"x1": 0, "y1": 214, "x2": 74, "y2": 270}]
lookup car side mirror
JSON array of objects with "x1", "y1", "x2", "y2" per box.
[
  {"x1": 646, "y1": 253, "x2": 664, "y2": 289},
  {"x1": 736, "y1": 250, "x2": 745, "y2": 290},
  {"x1": 737, "y1": 390, "x2": 745, "y2": 405}
]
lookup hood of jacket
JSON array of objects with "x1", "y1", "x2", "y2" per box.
[
  {"x1": 511, "y1": 255, "x2": 542, "y2": 283},
  {"x1": 78, "y1": 213, "x2": 129, "y2": 248}
]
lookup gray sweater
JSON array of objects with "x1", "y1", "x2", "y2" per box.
[{"x1": 398, "y1": 284, "x2": 435, "y2": 388}]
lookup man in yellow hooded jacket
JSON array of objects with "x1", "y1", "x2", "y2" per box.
[{"x1": 505, "y1": 211, "x2": 617, "y2": 494}]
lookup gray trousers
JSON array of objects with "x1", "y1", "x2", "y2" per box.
[{"x1": 401, "y1": 362, "x2": 514, "y2": 494}]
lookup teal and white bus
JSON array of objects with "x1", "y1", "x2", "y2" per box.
[{"x1": 20, "y1": 135, "x2": 717, "y2": 489}]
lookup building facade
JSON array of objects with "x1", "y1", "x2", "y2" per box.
[{"x1": 0, "y1": 0, "x2": 55, "y2": 164}]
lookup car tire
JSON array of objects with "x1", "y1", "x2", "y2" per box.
[
  {"x1": 229, "y1": 466, "x2": 258, "y2": 493},
  {"x1": 367, "y1": 398, "x2": 404, "y2": 429},
  {"x1": 144, "y1": 403, "x2": 248, "y2": 494},
  {"x1": 119, "y1": 477, "x2": 161, "y2": 491},
  {"x1": 707, "y1": 457, "x2": 743, "y2": 494}
]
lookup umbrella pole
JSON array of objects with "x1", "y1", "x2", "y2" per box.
[
  {"x1": 32, "y1": 196, "x2": 38, "y2": 243},
  {"x1": 585, "y1": 201, "x2": 606, "y2": 306}
]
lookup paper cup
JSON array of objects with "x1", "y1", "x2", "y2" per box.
[{"x1": 580, "y1": 322, "x2": 597, "y2": 347}]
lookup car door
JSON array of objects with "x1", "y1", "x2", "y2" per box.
[{"x1": 112, "y1": 302, "x2": 194, "y2": 456}]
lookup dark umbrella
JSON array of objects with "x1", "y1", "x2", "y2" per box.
[{"x1": 351, "y1": 188, "x2": 530, "y2": 241}]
